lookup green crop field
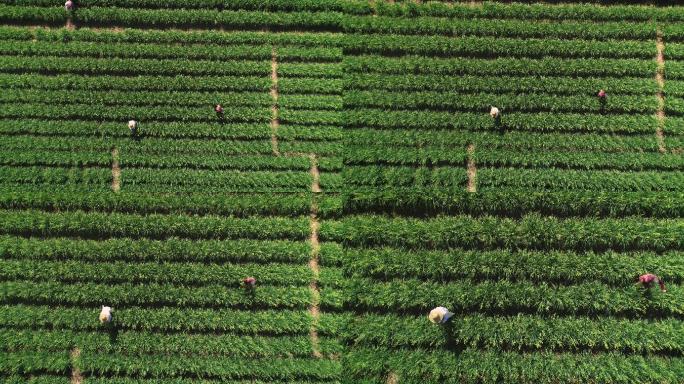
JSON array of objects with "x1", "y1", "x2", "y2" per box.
[{"x1": 1, "y1": 0, "x2": 683, "y2": 383}]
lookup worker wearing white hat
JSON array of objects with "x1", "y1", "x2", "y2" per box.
[{"x1": 428, "y1": 306, "x2": 454, "y2": 325}]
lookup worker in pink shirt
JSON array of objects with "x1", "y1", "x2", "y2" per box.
[
  {"x1": 215, "y1": 104, "x2": 224, "y2": 122},
  {"x1": 638, "y1": 273, "x2": 666, "y2": 292},
  {"x1": 597, "y1": 89, "x2": 607, "y2": 114},
  {"x1": 64, "y1": 0, "x2": 74, "y2": 11},
  {"x1": 242, "y1": 276, "x2": 256, "y2": 289}
]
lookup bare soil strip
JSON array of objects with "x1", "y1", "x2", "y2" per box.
[
  {"x1": 309, "y1": 155, "x2": 322, "y2": 358},
  {"x1": 656, "y1": 28, "x2": 667, "y2": 154},
  {"x1": 270, "y1": 47, "x2": 280, "y2": 156},
  {"x1": 66, "y1": 17, "x2": 75, "y2": 31},
  {"x1": 111, "y1": 147, "x2": 121, "y2": 192},
  {"x1": 386, "y1": 371, "x2": 399, "y2": 384},
  {"x1": 70, "y1": 348, "x2": 83, "y2": 384},
  {"x1": 467, "y1": 144, "x2": 477, "y2": 193}
]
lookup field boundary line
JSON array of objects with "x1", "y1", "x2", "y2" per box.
[
  {"x1": 69, "y1": 347, "x2": 83, "y2": 384},
  {"x1": 270, "y1": 46, "x2": 280, "y2": 156},
  {"x1": 308, "y1": 154, "x2": 322, "y2": 359},
  {"x1": 111, "y1": 147, "x2": 121, "y2": 192},
  {"x1": 467, "y1": 143, "x2": 477, "y2": 193},
  {"x1": 386, "y1": 371, "x2": 399, "y2": 384},
  {"x1": 656, "y1": 27, "x2": 666, "y2": 154}
]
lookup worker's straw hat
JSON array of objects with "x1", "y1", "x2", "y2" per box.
[{"x1": 428, "y1": 308, "x2": 444, "y2": 324}]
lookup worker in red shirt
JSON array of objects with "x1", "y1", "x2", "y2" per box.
[
  {"x1": 597, "y1": 89, "x2": 607, "y2": 114},
  {"x1": 215, "y1": 104, "x2": 224, "y2": 122},
  {"x1": 638, "y1": 273, "x2": 666, "y2": 292},
  {"x1": 242, "y1": 277, "x2": 256, "y2": 289}
]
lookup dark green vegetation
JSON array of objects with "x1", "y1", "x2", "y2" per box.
[{"x1": 1, "y1": 0, "x2": 683, "y2": 383}]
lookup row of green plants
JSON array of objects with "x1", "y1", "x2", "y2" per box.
[
  {"x1": 0, "y1": 304, "x2": 314, "y2": 333},
  {"x1": 0, "y1": 235, "x2": 316, "y2": 264},
  {"x1": 344, "y1": 347, "x2": 684, "y2": 383},
  {"x1": 479, "y1": 168, "x2": 684, "y2": 192},
  {"x1": 121, "y1": 153, "x2": 313, "y2": 171},
  {"x1": 476, "y1": 149, "x2": 684, "y2": 171},
  {"x1": 322, "y1": 213, "x2": 684, "y2": 251},
  {"x1": 336, "y1": 247, "x2": 684, "y2": 285},
  {"x1": 343, "y1": 188, "x2": 684, "y2": 218},
  {"x1": 344, "y1": 313, "x2": 684, "y2": 354},
  {"x1": 344, "y1": 91, "x2": 657, "y2": 114},
  {"x1": 345, "y1": 55, "x2": 655, "y2": 78},
  {"x1": 2, "y1": 329, "x2": 323, "y2": 358},
  {"x1": 0, "y1": 167, "x2": 111, "y2": 185},
  {"x1": 0, "y1": 209, "x2": 310, "y2": 240},
  {"x1": 0, "y1": 352, "x2": 70, "y2": 376},
  {"x1": 347, "y1": 73, "x2": 657, "y2": 95},
  {"x1": 348, "y1": 129, "x2": 659, "y2": 152},
  {"x1": 0, "y1": 259, "x2": 313, "y2": 286},
  {"x1": 0, "y1": 150, "x2": 111, "y2": 168},
  {"x1": 1, "y1": 280, "x2": 313, "y2": 309},
  {"x1": 0, "y1": 55, "x2": 272, "y2": 77},
  {"x1": 343, "y1": 34, "x2": 655, "y2": 59},
  {"x1": 345, "y1": 109, "x2": 657, "y2": 134},
  {"x1": 335, "y1": 277, "x2": 684, "y2": 317},
  {"x1": 0, "y1": 40, "x2": 341, "y2": 63},
  {"x1": 343, "y1": 166, "x2": 467, "y2": 187},
  {"x1": 122, "y1": 168, "x2": 312, "y2": 189},
  {"x1": 344, "y1": 147, "x2": 468, "y2": 166}
]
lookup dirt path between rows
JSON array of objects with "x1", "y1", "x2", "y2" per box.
[
  {"x1": 111, "y1": 147, "x2": 121, "y2": 192},
  {"x1": 656, "y1": 28, "x2": 666, "y2": 154},
  {"x1": 309, "y1": 155, "x2": 322, "y2": 359},
  {"x1": 70, "y1": 348, "x2": 83, "y2": 384},
  {"x1": 467, "y1": 144, "x2": 477, "y2": 193}
]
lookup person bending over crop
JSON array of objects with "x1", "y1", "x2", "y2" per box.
[
  {"x1": 64, "y1": 0, "x2": 74, "y2": 11},
  {"x1": 242, "y1": 276, "x2": 256, "y2": 289},
  {"x1": 638, "y1": 273, "x2": 667, "y2": 292},
  {"x1": 99, "y1": 306, "x2": 113, "y2": 323},
  {"x1": 128, "y1": 119, "x2": 138, "y2": 138},
  {"x1": 428, "y1": 306, "x2": 454, "y2": 325},
  {"x1": 597, "y1": 89, "x2": 607, "y2": 114},
  {"x1": 215, "y1": 104, "x2": 224, "y2": 122},
  {"x1": 489, "y1": 106, "x2": 501, "y2": 130}
]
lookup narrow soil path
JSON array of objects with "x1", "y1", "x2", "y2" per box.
[
  {"x1": 270, "y1": 47, "x2": 280, "y2": 156},
  {"x1": 111, "y1": 147, "x2": 121, "y2": 192},
  {"x1": 466, "y1": 144, "x2": 477, "y2": 193},
  {"x1": 656, "y1": 28, "x2": 666, "y2": 154},
  {"x1": 308, "y1": 155, "x2": 322, "y2": 358},
  {"x1": 386, "y1": 371, "x2": 399, "y2": 384},
  {"x1": 70, "y1": 348, "x2": 83, "y2": 384},
  {"x1": 66, "y1": 17, "x2": 75, "y2": 31}
]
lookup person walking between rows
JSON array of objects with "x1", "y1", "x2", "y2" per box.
[
  {"x1": 428, "y1": 306, "x2": 454, "y2": 325},
  {"x1": 638, "y1": 273, "x2": 667, "y2": 293}
]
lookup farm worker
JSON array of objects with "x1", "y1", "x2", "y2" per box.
[
  {"x1": 597, "y1": 89, "x2": 607, "y2": 100},
  {"x1": 128, "y1": 119, "x2": 138, "y2": 138},
  {"x1": 99, "y1": 306, "x2": 113, "y2": 323},
  {"x1": 428, "y1": 306, "x2": 454, "y2": 325},
  {"x1": 638, "y1": 273, "x2": 667, "y2": 292},
  {"x1": 489, "y1": 106, "x2": 501, "y2": 130},
  {"x1": 242, "y1": 276, "x2": 256, "y2": 289},
  {"x1": 215, "y1": 104, "x2": 224, "y2": 122},
  {"x1": 64, "y1": 0, "x2": 74, "y2": 10}
]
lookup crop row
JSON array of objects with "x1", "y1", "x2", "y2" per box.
[
  {"x1": 345, "y1": 347, "x2": 684, "y2": 383},
  {"x1": 1, "y1": 329, "x2": 326, "y2": 358},
  {"x1": 0, "y1": 304, "x2": 314, "y2": 333},
  {"x1": 331, "y1": 277, "x2": 684, "y2": 317},
  {"x1": 0, "y1": 40, "x2": 341, "y2": 63},
  {"x1": 0, "y1": 150, "x2": 111, "y2": 168},
  {"x1": 345, "y1": 110, "x2": 657, "y2": 134},
  {"x1": 343, "y1": 188, "x2": 684, "y2": 219},
  {"x1": 1, "y1": 280, "x2": 313, "y2": 309},
  {"x1": 344, "y1": 146, "x2": 468, "y2": 166},
  {"x1": 0, "y1": 167, "x2": 111, "y2": 186},
  {"x1": 0, "y1": 259, "x2": 313, "y2": 286},
  {"x1": 0, "y1": 235, "x2": 320, "y2": 264},
  {"x1": 0, "y1": 209, "x2": 310, "y2": 240},
  {"x1": 343, "y1": 34, "x2": 654, "y2": 59},
  {"x1": 347, "y1": 73, "x2": 657, "y2": 95},
  {"x1": 0, "y1": 351, "x2": 70, "y2": 376},
  {"x1": 349, "y1": 129, "x2": 659, "y2": 153},
  {"x1": 476, "y1": 149, "x2": 684, "y2": 171},
  {"x1": 0, "y1": 120, "x2": 275, "y2": 140},
  {"x1": 0, "y1": 104, "x2": 270, "y2": 123},
  {"x1": 344, "y1": 91, "x2": 657, "y2": 114},
  {"x1": 1, "y1": 134, "x2": 113, "y2": 152},
  {"x1": 478, "y1": 168, "x2": 684, "y2": 192},
  {"x1": 345, "y1": 55, "x2": 655, "y2": 78},
  {"x1": 121, "y1": 169, "x2": 313, "y2": 189},
  {"x1": 336, "y1": 247, "x2": 684, "y2": 286},
  {"x1": 321, "y1": 214, "x2": 684, "y2": 252},
  {"x1": 343, "y1": 166, "x2": 467, "y2": 187},
  {"x1": 120, "y1": 154, "x2": 313, "y2": 172},
  {"x1": 343, "y1": 312, "x2": 684, "y2": 354}
]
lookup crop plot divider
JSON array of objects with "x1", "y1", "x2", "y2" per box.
[
  {"x1": 111, "y1": 147, "x2": 121, "y2": 192},
  {"x1": 467, "y1": 143, "x2": 477, "y2": 193},
  {"x1": 270, "y1": 46, "x2": 280, "y2": 156},
  {"x1": 655, "y1": 27, "x2": 666, "y2": 154},
  {"x1": 309, "y1": 154, "x2": 322, "y2": 358},
  {"x1": 69, "y1": 347, "x2": 83, "y2": 384}
]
